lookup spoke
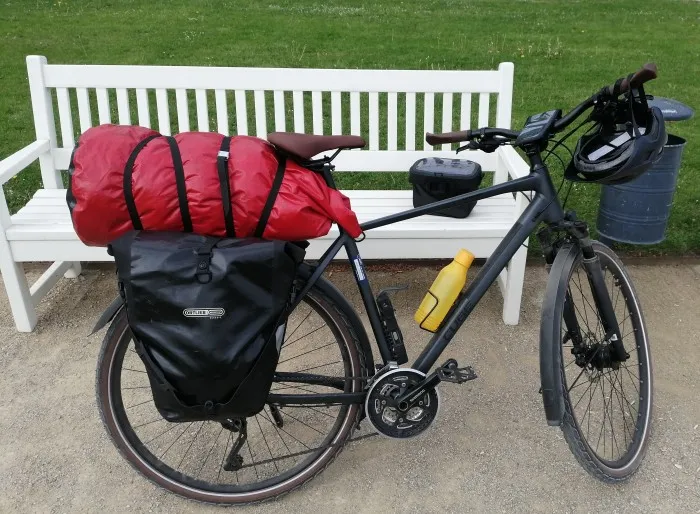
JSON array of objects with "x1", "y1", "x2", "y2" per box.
[
  {"x1": 576, "y1": 272, "x2": 605, "y2": 338},
  {"x1": 272, "y1": 383, "x2": 329, "y2": 395},
  {"x1": 270, "y1": 383, "x2": 326, "y2": 393},
  {"x1": 144, "y1": 422, "x2": 180, "y2": 445},
  {"x1": 123, "y1": 368, "x2": 147, "y2": 373},
  {"x1": 564, "y1": 358, "x2": 579, "y2": 370},
  {"x1": 568, "y1": 285, "x2": 596, "y2": 338},
  {"x1": 218, "y1": 431, "x2": 233, "y2": 482},
  {"x1": 231, "y1": 433, "x2": 377, "y2": 471},
  {"x1": 280, "y1": 410, "x2": 325, "y2": 435},
  {"x1": 595, "y1": 376, "x2": 607, "y2": 455},
  {"x1": 246, "y1": 438, "x2": 260, "y2": 480},
  {"x1": 284, "y1": 309, "x2": 313, "y2": 344},
  {"x1": 133, "y1": 417, "x2": 165, "y2": 429},
  {"x1": 567, "y1": 345, "x2": 602, "y2": 393},
  {"x1": 293, "y1": 361, "x2": 342, "y2": 373},
  {"x1": 278, "y1": 341, "x2": 337, "y2": 365},
  {"x1": 283, "y1": 325, "x2": 329, "y2": 351},
  {"x1": 254, "y1": 415, "x2": 280, "y2": 473},
  {"x1": 197, "y1": 426, "x2": 225, "y2": 478},
  {"x1": 261, "y1": 408, "x2": 293, "y2": 457},
  {"x1": 572, "y1": 378, "x2": 597, "y2": 410},
  {"x1": 622, "y1": 365, "x2": 641, "y2": 395},
  {"x1": 160, "y1": 422, "x2": 192, "y2": 459},
  {"x1": 125, "y1": 398, "x2": 153, "y2": 409},
  {"x1": 574, "y1": 272, "x2": 593, "y2": 334},
  {"x1": 259, "y1": 409, "x2": 311, "y2": 450},
  {"x1": 122, "y1": 386, "x2": 151, "y2": 390},
  {"x1": 616, "y1": 368, "x2": 639, "y2": 438},
  {"x1": 177, "y1": 421, "x2": 205, "y2": 469},
  {"x1": 605, "y1": 374, "x2": 620, "y2": 459},
  {"x1": 613, "y1": 371, "x2": 641, "y2": 412},
  {"x1": 569, "y1": 378, "x2": 594, "y2": 391},
  {"x1": 586, "y1": 374, "x2": 598, "y2": 440},
  {"x1": 609, "y1": 370, "x2": 632, "y2": 449},
  {"x1": 577, "y1": 375, "x2": 600, "y2": 439}
]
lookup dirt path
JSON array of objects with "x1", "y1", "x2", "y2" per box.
[{"x1": 1, "y1": 263, "x2": 699, "y2": 513}]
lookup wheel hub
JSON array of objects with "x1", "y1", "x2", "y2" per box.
[{"x1": 571, "y1": 333, "x2": 621, "y2": 371}]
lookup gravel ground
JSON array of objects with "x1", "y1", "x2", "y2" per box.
[{"x1": 0, "y1": 262, "x2": 699, "y2": 513}]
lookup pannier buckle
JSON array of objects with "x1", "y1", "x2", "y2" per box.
[
  {"x1": 196, "y1": 258, "x2": 212, "y2": 284},
  {"x1": 196, "y1": 250, "x2": 213, "y2": 284}
]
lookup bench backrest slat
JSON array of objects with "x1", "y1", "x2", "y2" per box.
[{"x1": 26, "y1": 56, "x2": 514, "y2": 179}]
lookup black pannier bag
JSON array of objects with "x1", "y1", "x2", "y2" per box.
[
  {"x1": 110, "y1": 231, "x2": 305, "y2": 422},
  {"x1": 409, "y1": 157, "x2": 483, "y2": 218}
]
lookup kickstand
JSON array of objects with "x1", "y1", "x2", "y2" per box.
[{"x1": 223, "y1": 419, "x2": 247, "y2": 471}]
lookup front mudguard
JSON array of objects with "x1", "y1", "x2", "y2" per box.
[{"x1": 539, "y1": 243, "x2": 579, "y2": 427}]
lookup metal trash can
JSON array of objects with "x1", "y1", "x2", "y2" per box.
[{"x1": 597, "y1": 97, "x2": 694, "y2": 245}]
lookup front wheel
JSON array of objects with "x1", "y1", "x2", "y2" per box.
[{"x1": 541, "y1": 241, "x2": 653, "y2": 482}]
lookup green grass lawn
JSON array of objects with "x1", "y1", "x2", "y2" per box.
[{"x1": 1, "y1": 0, "x2": 699, "y2": 254}]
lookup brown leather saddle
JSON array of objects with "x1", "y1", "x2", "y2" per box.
[{"x1": 268, "y1": 132, "x2": 366, "y2": 160}]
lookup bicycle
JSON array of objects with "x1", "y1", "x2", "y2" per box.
[{"x1": 94, "y1": 64, "x2": 660, "y2": 504}]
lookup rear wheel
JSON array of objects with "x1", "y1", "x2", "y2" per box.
[
  {"x1": 96, "y1": 281, "x2": 370, "y2": 504},
  {"x1": 546, "y1": 241, "x2": 652, "y2": 482}
]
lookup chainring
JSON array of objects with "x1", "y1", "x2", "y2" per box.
[{"x1": 365, "y1": 368, "x2": 439, "y2": 439}]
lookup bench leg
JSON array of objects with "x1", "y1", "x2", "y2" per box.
[
  {"x1": 0, "y1": 239, "x2": 37, "y2": 332},
  {"x1": 502, "y1": 244, "x2": 527, "y2": 325},
  {"x1": 63, "y1": 262, "x2": 82, "y2": 278}
]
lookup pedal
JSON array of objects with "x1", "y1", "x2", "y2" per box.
[
  {"x1": 436, "y1": 359, "x2": 477, "y2": 384},
  {"x1": 376, "y1": 286, "x2": 409, "y2": 365}
]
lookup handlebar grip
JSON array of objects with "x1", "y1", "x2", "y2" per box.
[
  {"x1": 607, "y1": 63, "x2": 658, "y2": 95},
  {"x1": 425, "y1": 130, "x2": 471, "y2": 146}
]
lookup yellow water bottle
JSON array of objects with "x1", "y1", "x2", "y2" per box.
[{"x1": 414, "y1": 249, "x2": 474, "y2": 332}]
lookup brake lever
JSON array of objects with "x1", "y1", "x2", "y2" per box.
[{"x1": 456, "y1": 140, "x2": 480, "y2": 153}]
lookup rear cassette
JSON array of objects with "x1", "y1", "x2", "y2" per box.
[{"x1": 365, "y1": 368, "x2": 439, "y2": 439}]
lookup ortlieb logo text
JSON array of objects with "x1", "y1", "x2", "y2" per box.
[{"x1": 183, "y1": 308, "x2": 225, "y2": 319}]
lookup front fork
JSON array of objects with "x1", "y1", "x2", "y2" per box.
[{"x1": 539, "y1": 218, "x2": 629, "y2": 363}]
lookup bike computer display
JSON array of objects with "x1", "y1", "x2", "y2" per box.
[{"x1": 514, "y1": 109, "x2": 562, "y2": 146}]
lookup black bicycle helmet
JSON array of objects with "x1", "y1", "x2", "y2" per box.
[{"x1": 566, "y1": 103, "x2": 666, "y2": 185}]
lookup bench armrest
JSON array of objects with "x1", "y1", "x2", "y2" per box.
[
  {"x1": 498, "y1": 145, "x2": 530, "y2": 180},
  {"x1": 0, "y1": 140, "x2": 51, "y2": 185}
]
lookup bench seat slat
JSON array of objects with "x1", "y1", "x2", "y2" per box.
[{"x1": 7, "y1": 189, "x2": 515, "y2": 242}]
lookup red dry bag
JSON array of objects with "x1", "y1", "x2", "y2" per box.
[{"x1": 67, "y1": 125, "x2": 361, "y2": 246}]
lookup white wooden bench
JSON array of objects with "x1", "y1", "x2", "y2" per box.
[{"x1": 0, "y1": 55, "x2": 530, "y2": 332}]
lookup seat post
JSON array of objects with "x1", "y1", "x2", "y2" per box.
[{"x1": 321, "y1": 163, "x2": 337, "y2": 189}]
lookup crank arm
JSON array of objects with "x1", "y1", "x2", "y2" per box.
[{"x1": 393, "y1": 359, "x2": 477, "y2": 411}]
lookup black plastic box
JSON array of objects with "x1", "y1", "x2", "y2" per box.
[{"x1": 409, "y1": 158, "x2": 483, "y2": 218}]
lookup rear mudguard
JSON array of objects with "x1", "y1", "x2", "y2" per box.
[
  {"x1": 90, "y1": 295, "x2": 124, "y2": 335},
  {"x1": 539, "y1": 243, "x2": 579, "y2": 426},
  {"x1": 90, "y1": 264, "x2": 375, "y2": 371}
]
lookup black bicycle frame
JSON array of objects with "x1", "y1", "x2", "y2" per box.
[
  {"x1": 269, "y1": 154, "x2": 624, "y2": 406},
  {"x1": 289, "y1": 157, "x2": 564, "y2": 367}
]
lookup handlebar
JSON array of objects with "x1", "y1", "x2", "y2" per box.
[
  {"x1": 605, "y1": 63, "x2": 658, "y2": 96},
  {"x1": 425, "y1": 128, "x2": 518, "y2": 146},
  {"x1": 425, "y1": 63, "x2": 658, "y2": 148}
]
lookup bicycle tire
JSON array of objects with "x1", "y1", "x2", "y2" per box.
[
  {"x1": 96, "y1": 276, "x2": 371, "y2": 505},
  {"x1": 540, "y1": 241, "x2": 653, "y2": 482}
]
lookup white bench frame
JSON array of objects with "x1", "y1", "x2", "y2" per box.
[{"x1": 0, "y1": 55, "x2": 530, "y2": 332}]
